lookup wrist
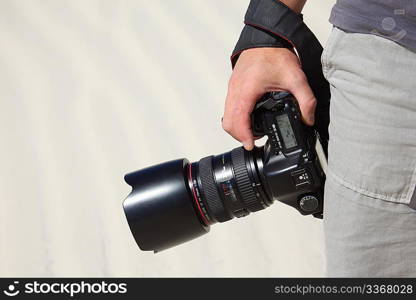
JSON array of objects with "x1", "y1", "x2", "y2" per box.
[{"x1": 279, "y1": 0, "x2": 307, "y2": 14}]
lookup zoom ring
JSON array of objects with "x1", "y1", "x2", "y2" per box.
[
  {"x1": 199, "y1": 156, "x2": 233, "y2": 223},
  {"x1": 231, "y1": 147, "x2": 265, "y2": 212}
]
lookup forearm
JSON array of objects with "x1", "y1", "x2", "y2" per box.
[{"x1": 279, "y1": 0, "x2": 307, "y2": 14}]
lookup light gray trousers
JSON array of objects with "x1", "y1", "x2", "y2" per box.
[{"x1": 322, "y1": 27, "x2": 416, "y2": 277}]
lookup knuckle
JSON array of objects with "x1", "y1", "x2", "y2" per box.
[
  {"x1": 304, "y1": 96, "x2": 317, "y2": 106},
  {"x1": 222, "y1": 120, "x2": 232, "y2": 133},
  {"x1": 299, "y1": 100, "x2": 316, "y2": 115},
  {"x1": 227, "y1": 75, "x2": 242, "y2": 91},
  {"x1": 289, "y1": 70, "x2": 307, "y2": 86},
  {"x1": 228, "y1": 73, "x2": 258, "y2": 92},
  {"x1": 294, "y1": 74, "x2": 308, "y2": 86}
]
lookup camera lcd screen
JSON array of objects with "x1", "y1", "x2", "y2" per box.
[{"x1": 276, "y1": 114, "x2": 297, "y2": 149}]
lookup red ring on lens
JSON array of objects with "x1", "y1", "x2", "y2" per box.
[{"x1": 187, "y1": 164, "x2": 211, "y2": 226}]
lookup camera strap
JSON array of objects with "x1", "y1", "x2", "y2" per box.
[{"x1": 232, "y1": 0, "x2": 330, "y2": 154}]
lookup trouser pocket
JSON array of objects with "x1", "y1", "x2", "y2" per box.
[{"x1": 324, "y1": 28, "x2": 416, "y2": 205}]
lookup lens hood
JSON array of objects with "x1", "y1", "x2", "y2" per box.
[{"x1": 123, "y1": 159, "x2": 209, "y2": 252}]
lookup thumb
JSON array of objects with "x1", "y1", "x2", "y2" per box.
[{"x1": 289, "y1": 76, "x2": 317, "y2": 126}]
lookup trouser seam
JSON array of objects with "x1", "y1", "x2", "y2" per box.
[{"x1": 406, "y1": 162, "x2": 416, "y2": 209}]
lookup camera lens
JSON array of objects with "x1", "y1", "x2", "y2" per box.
[
  {"x1": 123, "y1": 146, "x2": 272, "y2": 252},
  {"x1": 189, "y1": 147, "x2": 271, "y2": 226}
]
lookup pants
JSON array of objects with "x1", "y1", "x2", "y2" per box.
[{"x1": 322, "y1": 27, "x2": 416, "y2": 277}]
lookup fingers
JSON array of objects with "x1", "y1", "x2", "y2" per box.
[
  {"x1": 288, "y1": 72, "x2": 317, "y2": 126},
  {"x1": 222, "y1": 88, "x2": 261, "y2": 151},
  {"x1": 222, "y1": 74, "x2": 317, "y2": 150}
]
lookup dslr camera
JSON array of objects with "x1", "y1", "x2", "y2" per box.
[{"x1": 123, "y1": 91, "x2": 326, "y2": 252}]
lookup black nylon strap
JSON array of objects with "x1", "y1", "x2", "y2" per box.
[
  {"x1": 232, "y1": 0, "x2": 330, "y2": 154},
  {"x1": 231, "y1": 25, "x2": 292, "y2": 67}
]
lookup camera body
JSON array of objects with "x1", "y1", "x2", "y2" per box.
[
  {"x1": 252, "y1": 91, "x2": 324, "y2": 218},
  {"x1": 123, "y1": 91, "x2": 326, "y2": 252}
]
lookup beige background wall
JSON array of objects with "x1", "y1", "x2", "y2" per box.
[{"x1": 0, "y1": 0, "x2": 335, "y2": 277}]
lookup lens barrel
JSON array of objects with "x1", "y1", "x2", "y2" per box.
[
  {"x1": 123, "y1": 147, "x2": 271, "y2": 252},
  {"x1": 190, "y1": 147, "x2": 270, "y2": 225}
]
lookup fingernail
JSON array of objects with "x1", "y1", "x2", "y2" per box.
[
  {"x1": 309, "y1": 115, "x2": 315, "y2": 125},
  {"x1": 243, "y1": 141, "x2": 254, "y2": 151}
]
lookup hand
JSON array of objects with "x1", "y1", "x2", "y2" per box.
[{"x1": 222, "y1": 47, "x2": 316, "y2": 150}]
